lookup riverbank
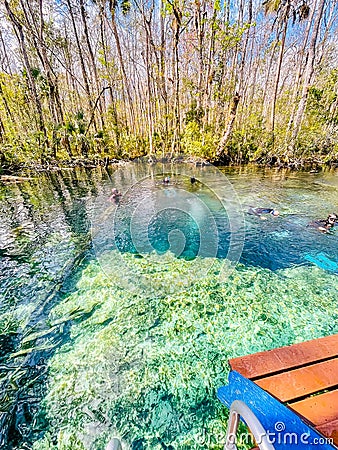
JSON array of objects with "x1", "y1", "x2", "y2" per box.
[{"x1": 1, "y1": 152, "x2": 338, "y2": 179}]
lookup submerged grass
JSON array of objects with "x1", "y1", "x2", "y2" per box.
[{"x1": 33, "y1": 251, "x2": 338, "y2": 450}]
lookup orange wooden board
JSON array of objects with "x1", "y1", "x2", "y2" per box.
[
  {"x1": 255, "y1": 358, "x2": 338, "y2": 402},
  {"x1": 290, "y1": 389, "x2": 338, "y2": 427},
  {"x1": 229, "y1": 334, "x2": 338, "y2": 379},
  {"x1": 316, "y1": 419, "x2": 338, "y2": 446}
]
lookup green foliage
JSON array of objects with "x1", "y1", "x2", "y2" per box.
[
  {"x1": 120, "y1": 0, "x2": 131, "y2": 14},
  {"x1": 181, "y1": 121, "x2": 218, "y2": 159},
  {"x1": 32, "y1": 251, "x2": 337, "y2": 449},
  {"x1": 118, "y1": 133, "x2": 148, "y2": 159},
  {"x1": 284, "y1": 69, "x2": 338, "y2": 160},
  {"x1": 307, "y1": 69, "x2": 338, "y2": 127},
  {"x1": 65, "y1": 121, "x2": 76, "y2": 134},
  {"x1": 221, "y1": 114, "x2": 273, "y2": 163},
  {"x1": 23, "y1": 67, "x2": 50, "y2": 96},
  {"x1": 214, "y1": 23, "x2": 247, "y2": 51},
  {"x1": 1, "y1": 43, "x2": 338, "y2": 167},
  {"x1": 185, "y1": 103, "x2": 204, "y2": 126}
]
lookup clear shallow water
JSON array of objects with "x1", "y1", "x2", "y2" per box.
[{"x1": 0, "y1": 163, "x2": 337, "y2": 449}]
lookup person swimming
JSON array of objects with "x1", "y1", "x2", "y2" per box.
[
  {"x1": 110, "y1": 188, "x2": 122, "y2": 201},
  {"x1": 248, "y1": 207, "x2": 280, "y2": 218},
  {"x1": 309, "y1": 213, "x2": 338, "y2": 233}
]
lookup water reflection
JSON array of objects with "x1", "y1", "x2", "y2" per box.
[{"x1": 0, "y1": 167, "x2": 110, "y2": 449}]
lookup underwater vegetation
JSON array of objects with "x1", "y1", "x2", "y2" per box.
[{"x1": 31, "y1": 251, "x2": 338, "y2": 450}]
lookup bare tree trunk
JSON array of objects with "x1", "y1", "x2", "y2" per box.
[
  {"x1": 99, "y1": 5, "x2": 115, "y2": 115},
  {"x1": 261, "y1": 40, "x2": 277, "y2": 119},
  {"x1": 290, "y1": 0, "x2": 326, "y2": 150},
  {"x1": 65, "y1": 0, "x2": 96, "y2": 130},
  {"x1": 36, "y1": 0, "x2": 64, "y2": 127},
  {"x1": 3, "y1": 0, "x2": 47, "y2": 146},
  {"x1": 79, "y1": 0, "x2": 105, "y2": 127},
  {"x1": 203, "y1": 1, "x2": 218, "y2": 125},
  {"x1": 141, "y1": 8, "x2": 154, "y2": 154},
  {"x1": 194, "y1": 0, "x2": 205, "y2": 110},
  {"x1": 238, "y1": 0, "x2": 252, "y2": 93},
  {"x1": 270, "y1": 5, "x2": 289, "y2": 140},
  {"x1": 160, "y1": 0, "x2": 168, "y2": 148},
  {"x1": 0, "y1": 28, "x2": 12, "y2": 74},
  {"x1": 237, "y1": 0, "x2": 253, "y2": 130},
  {"x1": 136, "y1": 0, "x2": 165, "y2": 154},
  {"x1": 246, "y1": 24, "x2": 260, "y2": 118},
  {"x1": 169, "y1": 2, "x2": 182, "y2": 154},
  {"x1": 216, "y1": 93, "x2": 240, "y2": 158},
  {"x1": 286, "y1": 3, "x2": 316, "y2": 135},
  {"x1": 316, "y1": 0, "x2": 336, "y2": 67},
  {"x1": 0, "y1": 115, "x2": 5, "y2": 143},
  {"x1": 63, "y1": 25, "x2": 82, "y2": 113},
  {"x1": 0, "y1": 79, "x2": 14, "y2": 122},
  {"x1": 109, "y1": 2, "x2": 135, "y2": 127}
]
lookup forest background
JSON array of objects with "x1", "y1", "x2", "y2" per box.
[{"x1": 0, "y1": 0, "x2": 338, "y2": 169}]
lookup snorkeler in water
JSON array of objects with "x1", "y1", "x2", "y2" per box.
[
  {"x1": 309, "y1": 213, "x2": 338, "y2": 233},
  {"x1": 109, "y1": 188, "x2": 122, "y2": 201},
  {"x1": 248, "y1": 207, "x2": 280, "y2": 218}
]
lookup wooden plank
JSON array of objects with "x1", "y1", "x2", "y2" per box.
[
  {"x1": 317, "y1": 419, "x2": 338, "y2": 446},
  {"x1": 229, "y1": 334, "x2": 338, "y2": 379},
  {"x1": 290, "y1": 389, "x2": 338, "y2": 427},
  {"x1": 255, "y1": 358, "x2": 338, "y2": 402}
]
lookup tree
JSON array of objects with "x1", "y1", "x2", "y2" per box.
[
  {"x1": 91, "y1": 0, "x2": 135, "y2": 127},
  {"x1": 263, "y1": 0, "x2": 310, "y2": 140},
  {"x1": 79, "y1": 0, "x2": 105, "y2": 127},
  {"x1": 3, "y1": 0, "x2": 47, "y2": 148},
  {"x1": 216, "y1": 93, "x2": 240, "y2": 159},
  {"x1": 290, "y1": 0, "x2": 327, "y2": 151},
  {"x1": 65, "y1": 0, "x2": 96, "y2": 128},
  {"x1": 0, "y1": 0, "x2": 337, "y2": 166}
]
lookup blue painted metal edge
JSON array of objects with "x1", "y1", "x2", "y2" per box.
[{"x1": 217, "y1": 371, "x2": 336, "y2": 449}]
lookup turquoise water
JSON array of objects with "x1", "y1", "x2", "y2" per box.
[
  {"x1": 91, "y1": 163, "x2": 338, "y2": 272},
  {"x1": 0, "y1": 164, "x2": 337, "y2": 449}
]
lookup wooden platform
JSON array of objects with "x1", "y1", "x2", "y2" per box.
[{"x1": 229, "y1": 334, "x2": 338, "y2": 447}]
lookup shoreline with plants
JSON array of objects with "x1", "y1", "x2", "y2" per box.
[{"x1": 1, "y1": 150, "x2": 337, "y2": 179}]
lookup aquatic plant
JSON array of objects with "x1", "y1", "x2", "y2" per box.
[{"x1": 32, "y1": 251, "x2": 338, "y2": 450}]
